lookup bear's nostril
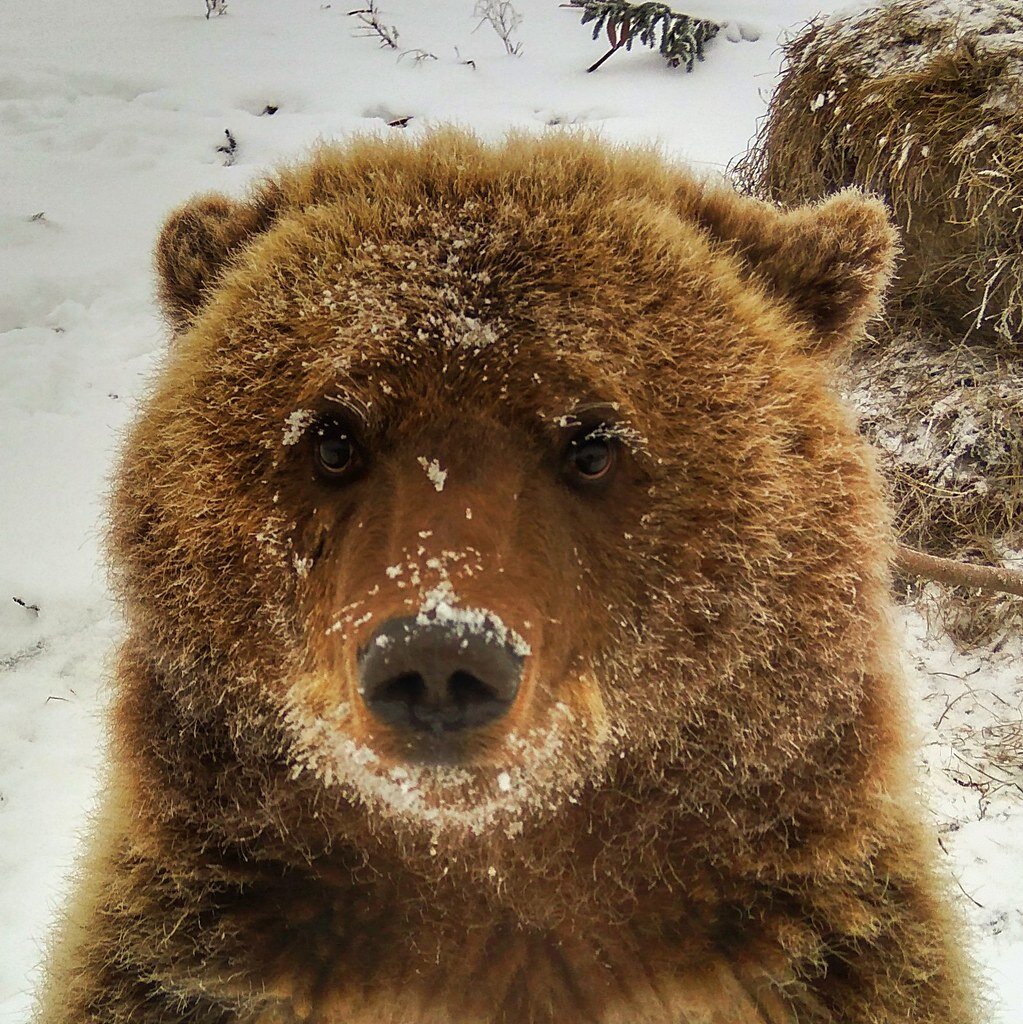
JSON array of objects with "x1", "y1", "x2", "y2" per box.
[
  {"x1": 358, "y1": 617, "x2": 523, "y2": 736},
  {"x1": 371, "y1": 672, "x2": 427, "y2": 726},
  {"x1": 449, "y1": 670, "x2": 495, "y2": 705}
]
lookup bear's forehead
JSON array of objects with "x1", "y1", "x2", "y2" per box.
[
  {"x1": 213, "y1": 205, "x2": 659, "y2": 409},
  {"x1": 186, "y1": 182, "x2": 771, "y2": 446},
  {"x1": 281, "y1": 205, "x2": 575, "y2": 322},
  {"x1": 238, "y1": 187, "x2": 720, "y2": 343},
  {"x1": 193, "y1": 299, "x2": 645, "y2": 449}
]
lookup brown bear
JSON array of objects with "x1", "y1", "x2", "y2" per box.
[{"x1": 35, "y1": 130, "x2": 977, "y2": 1024}]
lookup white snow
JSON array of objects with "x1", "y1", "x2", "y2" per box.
[
  {"x1": 901, "y1": 607, "x2": 1023, "y2": 1019},
  {"x1": 823, "y1": 1, "x2": 1023, "y2": 76},
  {"x1": 1, "y1": 1, "x2": 1020, "y2": 1022},
  {"x1": 282, "y1": 408, "x2": 315, "y2": 446},
  {"x1": 416, "y1": 580, "x2": 532, "y2": 658},
  {"x1": 285, "y1": 693, "x2": 594, "y2": 840},
  {"x1": 417, "y1": 455, "x2": 448, "y2": 492}
]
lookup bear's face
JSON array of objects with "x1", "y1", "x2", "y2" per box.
[{"x1": 115, "y1": 133, "x2": 896, "y2": 853}]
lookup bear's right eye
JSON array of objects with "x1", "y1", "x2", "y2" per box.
[{"x1": 312, "y1": 420, "x2": 360, "y2": 483}]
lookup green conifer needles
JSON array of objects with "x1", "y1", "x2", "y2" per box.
[{"x1": 571, "y1": 1, "x2": 720, "y2": 73}]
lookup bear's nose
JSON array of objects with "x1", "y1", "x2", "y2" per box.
[{"x1": 358, "y1": 616, "x2": 523, "y2": 734}]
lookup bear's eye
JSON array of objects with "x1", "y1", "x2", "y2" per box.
[
  {"x1": 312, "y1": 420, "x2": 359, "y2": 482},
  {"x1": 565, "y1": 428, "x2": 616, "y2": 484}
]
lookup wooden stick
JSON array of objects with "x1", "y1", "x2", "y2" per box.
[
  {"x1": 895, "y1": 544, "x2": 1023, "y2": 598},
  {"x1": 586, "y1": 42, "x2": 625, "y2": 72}
]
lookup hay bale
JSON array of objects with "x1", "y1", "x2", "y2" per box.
[
  {"x1": 736, "y1": 0, "x2": 1023, "y2": 345},
  {"x1": 842, "y1": 327, "x2": 1023, "y2": 643}
]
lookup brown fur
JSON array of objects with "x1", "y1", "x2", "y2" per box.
[{"x1": 35, "y1": 131, "x2": 976, "y2": 1024}]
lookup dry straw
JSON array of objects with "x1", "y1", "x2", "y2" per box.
[
  {"x1": 734, "y1": 0, "x2": 1023, "y2": 646},
  {"x1": 735, "y1": 0, "x2": 1023, "y2": 345},
  {"x1": 844, "y1": 325, "x2": 1023, "y2": 643}
]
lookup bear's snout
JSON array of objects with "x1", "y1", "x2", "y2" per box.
[{"x1": 358, "y1": 616, "x2": 523, "y2": 736}]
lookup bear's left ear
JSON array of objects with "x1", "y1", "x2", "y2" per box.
[
  {"x1": 693, "y1": 187, "x2": 899, "y2": 357},
  {"x1": 155, "y1": 188, "x2": 281, "y2": 334}
]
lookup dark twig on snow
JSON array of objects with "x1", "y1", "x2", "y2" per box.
[
  {"x1": 348, "y1": 3, "x2": 399, "y2": 49},
  {"x1": 586, "y1": 16, "x2": 631, "y2": 73},
  {"x1": 13, "y1": 597, "x2": 40, "y2": 614},
  {"x1": 217, "y1": 129, "x2": 237, "y2": 166},
  {"x1": 896, "y1": 545, "x2": 1023, "y2": 599},
  {"x1": 566, "y1": 2, "x2": 635, "y2": 73},
  {"x1": 937, "y1": 839, "x2": 985, "y2": 908}
]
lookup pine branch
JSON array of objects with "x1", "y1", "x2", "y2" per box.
[{"x1": 569, "y1": 1, "x2": 719, "y2": 73}]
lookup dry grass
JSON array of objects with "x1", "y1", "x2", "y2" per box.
[
  {"x1": 983, "y1": 720, "x2": 1023, "y2": 790},
  {"x1": 734, "y1": 0, "x2": 1023, "y2": 646},
  {"x1": 842, "y1": 324, "x2": 1023, "y2": 644},
  {"x1": 925, "y1": 666, "x2": 1023, "y2": 799},
  {"x1": 851, "y1": 317, "x2": 1023, "y2": 648},
  {"x1": 734, "y1": 0, "x2": 1023, "y2": 346}
]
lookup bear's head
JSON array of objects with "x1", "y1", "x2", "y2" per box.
[{"x1": 113, "y1": 132, "x2": 897, "y2": 896}]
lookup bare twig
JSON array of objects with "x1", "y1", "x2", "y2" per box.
[
  {"x1": 935, "y1": 687, "x2": 981, "y2": 729},
  {"x1": 587, "y1": 41, "x2": 624, "y2": 71},
  {"x1": 398, "y1": 48, "x2": 437, "y2": 64},
  {"x1": 216, "y1": 129, "x2": 237, "y2": 167},
  {"x1": 473, "y1": 0, "x2": 524, "y2": 56},
  {"x1": 895, "y1": 544, "x2": 1023, "y2": 598},
  {"x1": 953, "y1": 874, "x2": 985, "y2": 909},
  {"x1": 937, "y1": 839, "x2": 985, "y2": 908},
  {"x1": 348, "y1": 3, "x2": 399, "y2": 49},
  {"x1": 587, "y1": 11, "x2": 631, "y2": 71}
]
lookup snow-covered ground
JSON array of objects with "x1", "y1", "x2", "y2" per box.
[{"x1": 1, "y1": 1, "x2": 1020, "y2": 1020}]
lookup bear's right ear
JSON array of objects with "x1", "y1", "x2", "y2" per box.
[{"x1": 155, "y1": 191, "x2": 279, "y2": 333}]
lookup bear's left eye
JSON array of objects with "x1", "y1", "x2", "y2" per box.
[
  {"x1": 312, "y1": 420, "x2": 360, "y2": 482},
  {"x1": 565, "y1": 428, "x2": 616, "y2": 484}
]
